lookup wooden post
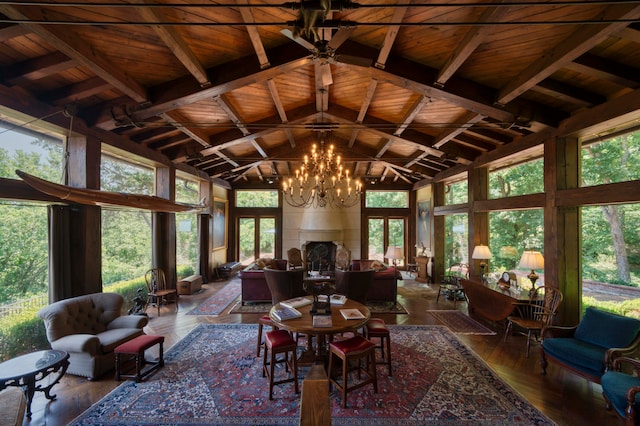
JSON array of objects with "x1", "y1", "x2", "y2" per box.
[{"x1": 299, "y1": 364, "x2": 331, "y2": 426}]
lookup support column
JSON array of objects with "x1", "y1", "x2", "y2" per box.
[
  {"x1": 469, "y1": 167, "x2": 489, "y2": 277},
  {"x1": 154, "y1": 166, "x2": 177, "y2": 289}
]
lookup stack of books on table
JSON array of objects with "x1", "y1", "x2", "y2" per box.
[
  {"x1": 280, "y1": 297, "x2": 312, "y2": 309},
  {"x1": 272, "y1": 305, "x2": 302, "y2": 321},
  {"x1": 340, "y1": 308, "x2": 366, "y2": 320}
]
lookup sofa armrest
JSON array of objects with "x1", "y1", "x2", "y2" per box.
[
  {"x1": 541, "y1": 325, "x2": 577, "y2": 339},
  {"x1": 51, "y1": 334, "x2": 100, "y2": 355},
  {"x1": 108, "y1": 315, "x2": 148, "y2": 330},
  {"x1": 605, "y1": 333, "x2": 640, "y2": 371}
]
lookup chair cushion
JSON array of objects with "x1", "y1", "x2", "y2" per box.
[
  {"x1": 602, "y1": 370, "x2": 640, "y2": 421},
  {"x1": 542, "y1": 337, "x2": 607, "y2": 379},
  {"x1": 115, "y1": 334, "x2": 164, "y2": 354},
  {"x1": 265, "y1": 330, "x2": 295, "y2": 349},
  {"x1": 574, "y1": 307, "x2": 640, "y2": 349},
  {"x1": 330, "y1": 335, "x2": 376, "y2": 356},
  {"x1": 366, "y1": 319, "x2": 389, "y2": 336}
]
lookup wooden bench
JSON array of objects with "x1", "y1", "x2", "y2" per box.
[
  {"x1": 177, "y1": 274, "x2": 202, "y2": 295},
  {"x1": 216, "y1": 261, "x2": 243, "y2": 279},
  {"x1": 115, "y1": 334, "x2": 164, "y2": 382},
  {"x1": 299, "y1": 364, "x2": 330, "y2": 426}
]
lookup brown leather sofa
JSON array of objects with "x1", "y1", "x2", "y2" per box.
[
  {"x1": 350, "y1": 260, "x2": 402, "y2": 302},
  {"x1": 238, "y1": 259, "x2": 288, "y2": 304}
]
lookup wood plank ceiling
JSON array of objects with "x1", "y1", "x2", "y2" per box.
[{"x1": 1, "y1": 1, "x2": 639, "y2": 188}]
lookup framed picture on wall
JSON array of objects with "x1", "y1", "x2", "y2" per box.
[
  {"x1": 417, "y1": 200, "x2": 430, "y2": 252},
  {"x1": 213, "y1": 198, "x2": 227, "y2": 250}
]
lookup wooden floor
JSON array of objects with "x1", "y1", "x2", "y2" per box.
[{"x1": 25, "y1": 277, "x2": 620, "y2": 426}]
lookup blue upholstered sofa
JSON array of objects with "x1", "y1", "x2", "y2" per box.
[{"x1": 541, "y1": 307, "x2": 640, "y2": 383}]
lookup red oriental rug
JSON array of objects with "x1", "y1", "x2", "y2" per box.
[
  {"x1": 187, "y1": 279, "x2": 240, "y2": 315},
  {"x1": 69, "y1": 324, "x2": 550, "y2": 425}
]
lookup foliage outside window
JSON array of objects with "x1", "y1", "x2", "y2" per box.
[
  {"x1": 582, "y1": 131, "x2": 640, "y2": 187},
  {"x1": 444, "y1": 179, "x2": 468, "y2": 205},
  {"x1": 175, "y1": 176, "x2": 200, "y2": 275},
  {"x1": 489, "y1": 159, "x2": 543, "y2": 199},
  {"x1": 444, "y1": 214, "x2": 468, "y2": 267},
  {"x1": 489, "y1": 209, "x2": 544, "y2": 286},
  {"x1": 236, "y1": 190, "x2": 278, "y2": 207},
  {"x1": 100, "y1": 156, "x2": 153, "y2": 287},
  {"x1": 365, "y1": 191, "x2": 408, "y2": 208}
]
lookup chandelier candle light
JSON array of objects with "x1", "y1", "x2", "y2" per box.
[{"x1": 282, "y1": 140, "x2": 362, "y2": 208}]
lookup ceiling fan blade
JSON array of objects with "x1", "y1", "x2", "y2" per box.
[
  {"x1": 334, "y1": 54, "x2": 372, "y2": 68},
  {"x1": 327, "y1": 27, "x2": 355, "y2": 50},
  {"x1": 320, "y1": 63, "x2": 333, "y2": 86},
  {"x1": 281, "y1": 28, "x2": 316, "y2": 51}
]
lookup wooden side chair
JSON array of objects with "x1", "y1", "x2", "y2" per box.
[
  {"x1": 145, "y1": 268, "x2": 178, "y2": 316},
  {"x1": 504, "y1": 285, "x2": 563, "y2": 358},
  {"x1": 602, "y1": 356, "x2": 640, "y2": 425}
]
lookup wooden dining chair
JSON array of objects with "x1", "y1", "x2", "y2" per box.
[
  {"x1": 504, "y1": 285, "x2": 563, "y2": 358},
  {"x1": 145, "y1": 268, "x2": 178, "y2": 316}
]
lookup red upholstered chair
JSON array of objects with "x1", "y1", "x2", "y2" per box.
[
  {"x1": 327, "y1": 335, "x2": 378, "y2": 408},
  {"x1": 262, "y1": 329, "x2": 299, "y2": 400},
  {"x1": 365, "y1": 318, "x2": 392, "y2": 376},
  {"x1": 256, "y1": 315, "x2": 277, "y2": 357}
]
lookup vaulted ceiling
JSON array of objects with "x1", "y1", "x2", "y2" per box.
[{"x1": 1, "y1": 1, "x2": 639, "y2": 188}]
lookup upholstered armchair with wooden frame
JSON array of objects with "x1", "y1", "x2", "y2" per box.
[
  {"x1": 503, "y1": 286, "x2": 563, "y2": 358},
  {"x1": 541, "y1": 307, "x2": 640, "y2": 383},
  {"x1": 602, "y1": 356, "x2": 640, "y2": 426}
]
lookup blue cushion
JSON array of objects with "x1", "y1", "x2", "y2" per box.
[
  {"x1": 542, "y1": 337, "x2": 607, "y2": 378},
  {"x1": 574, "y1": 307, "x2": 640, "y2": 349},
  {"x1": 602, "y1": 370, "x2": 640, "y2": 423}
]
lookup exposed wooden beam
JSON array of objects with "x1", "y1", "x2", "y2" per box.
[
  {"x1": 531, "y1": 79, "x2": 607, "y2": 108},
  {"x1": 496, "y1": 4, "x2": 640, "y2": 105},
  {"x1": 0, "y1": 5, "x2": 148, "y2": 103},
  {"x1": 266, "y1": 78, "x2": 296, "y2": 148},
  {"x1": 0, "y1": 23, "x2": 28, "y2": 42},
  {"x1": 2, "y1": 52, "x2": 76, "y2": 86},
  {"x1": 375, "y1": 3, "x2": 408, "y2": 69},
  {"x1": 433, "y1": 112, "x2": 485, "y2": 149},
  {"x1": 40, "y1": 77, "x2": 111, "y2": 106},
  {"x1": 566, "y1": 53, "x2": 640, "y2": 88},
  {"x1": 237, "y1": 0, "x2": 270, "y2": 69}
]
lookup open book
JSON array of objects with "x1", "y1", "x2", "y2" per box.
[{"x1": 340, "y1": 308, "x2": 365, "y2": 320}]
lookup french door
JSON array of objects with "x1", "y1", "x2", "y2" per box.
[
  {"x1": 366, "y1": 217, "x2": 407, "y2": 267},
  {"x1": 238, "y1": 216, "x2": 276, "y2": 265}
]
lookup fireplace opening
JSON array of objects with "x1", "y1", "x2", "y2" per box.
[{"x1": 304, "y1": 241, "x2": 337, "y2": 272}]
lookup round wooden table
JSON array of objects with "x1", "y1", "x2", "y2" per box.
[
  {"x1": 269, "y1": 297, "x2": 371, "y2": 364},
  {"x1": 0, "y1": 349, "x2": 69, "y2": 418}
]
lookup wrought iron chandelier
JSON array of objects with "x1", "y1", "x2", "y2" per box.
[{"x1": 282, "y1": 139, "x2": 362, "y2": 208}]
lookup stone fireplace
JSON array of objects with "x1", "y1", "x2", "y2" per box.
[{"x1": 302, "y1": 241, "x2": 338, "y2": 272}]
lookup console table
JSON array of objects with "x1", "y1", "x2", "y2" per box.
[{"x1": 460, "y1": 278, "x2": 531, "y2": 322}]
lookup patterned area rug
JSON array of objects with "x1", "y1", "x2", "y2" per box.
[
  {"x1": 69, "y1": 324, "x2": 552, "y2": 425},
  {"x1": 187, "y1": 279, "x2": 240, "y2": 315},
  {"x1": 228, "y1": 299, "x2": 409, "y2": 315},
  {"x1": 427, "y1": 310, "x2": 497, "y2": 335}
]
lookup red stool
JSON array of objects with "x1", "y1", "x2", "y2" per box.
[
  {"x1": 115, "y1": 334, "x2": 164, "y2": 382},
  {"x1": 365, "y1": 318, "x2": 392, "y2": 376},
  {"x1": 262, "y1": 329, "x2": 299, "y2": 400},
  {"x1": 327, "y1": 335, "x2": 377, "y2": 408},
  {"x1": 256, "y1": 315, "x2": 276, "y2": 357}
]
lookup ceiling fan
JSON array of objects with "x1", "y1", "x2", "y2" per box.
[{"x1": 281, "y1": 26, "x2": 371, "y2": 86}]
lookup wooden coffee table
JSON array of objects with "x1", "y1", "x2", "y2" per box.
[
  {"x1": 270, "y1": 297, "x2": 370, "y2": 364},
  {"x1": 0, "y1": 349, "x2": 69, "y2": 418}
]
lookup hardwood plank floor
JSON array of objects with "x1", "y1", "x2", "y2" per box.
[{"x1": 24, "y1": 278, "x2": 620, "y2": 425}]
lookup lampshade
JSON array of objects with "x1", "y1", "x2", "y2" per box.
[
  {"x1": 519, "y1": 251, "x2": 544, "y2": 270},
  {"x1": 384, "y1": 246, "x2": 404, "y2": 261},
  {"x1": 471, "y1": 245, "x2": 492, "y2": 260}
]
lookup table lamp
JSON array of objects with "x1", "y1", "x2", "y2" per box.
[
  {"x1": 385, "y1": 246, "x2": 404, "y2": 268},
  {"x1": 471, "y1": 245, "x2": 492, "y2": 277},
  {"x1": 519, "y1": 250, "x2": 544, "y2": 288}
]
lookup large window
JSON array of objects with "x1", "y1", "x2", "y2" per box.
[
  {"x1": 444, "y1": 214, "x2": 468, "y2": 267},
  {"x1": 0, "y1": 127, "x2": 63, "y2": 361},
  {"x1": 365, "y1": 191, "x2": 409, "y2": 265},
  {"x1": 489, "y1": 209, "x2": 544, "y2": 286},
  {"x1": 445, "y1": 178, "x2": 468, "y2": 205},
  {"x1": 366, "y1": 191, "x2": 408, "y2": 208},
  {"x1": 100, "y1": 155, "x2": 153, "y2": 287}
]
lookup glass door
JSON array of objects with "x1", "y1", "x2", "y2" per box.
[{"x1": 238, "y1": 216, "x2": 276, "y2": 265}]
